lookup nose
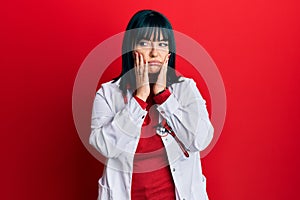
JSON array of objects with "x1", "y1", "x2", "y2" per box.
[{"x1": 149, "y1": 43, "x2": 158, "y2": 57}]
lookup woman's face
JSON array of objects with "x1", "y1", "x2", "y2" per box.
[{"x1": 134, "y1": 32, "x2": 170, "y2": 74}]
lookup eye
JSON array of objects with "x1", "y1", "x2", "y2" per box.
[
  {"x1": 159, "y1": 42, "x2": 168, "y2": 47},
  {"x1": 138, "y1": 41, "x2": 149, "y2": 47}
]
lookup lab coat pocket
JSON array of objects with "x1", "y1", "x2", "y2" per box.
[{"x1": 98, "y1": 181, "x2": 113, "y2": 200}]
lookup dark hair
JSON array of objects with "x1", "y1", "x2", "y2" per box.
[{"x1": 113, "y1": 10, "x2": 181, "y2": 94}]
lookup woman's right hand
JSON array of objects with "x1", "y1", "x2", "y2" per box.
[{"x1": 134, "y1": 52, "x2": 150, "y2": 101}]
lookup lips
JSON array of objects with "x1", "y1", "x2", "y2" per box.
[{"x1": 148, "y1": 61, "x2": 162, "y2": 66}]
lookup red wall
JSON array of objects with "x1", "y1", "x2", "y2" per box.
[{"x1": 1, "y1": 0, "x2": 300, "y2": 199}]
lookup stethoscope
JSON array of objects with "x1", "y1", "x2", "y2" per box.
[
  {"x1": 155, "y1": 119, "x2": 189, "y2": 158},
  {"x1": 123, "y1": 93, "x2": 189, "y2": 158}
]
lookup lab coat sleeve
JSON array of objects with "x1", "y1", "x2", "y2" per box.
[
  {"x1": 156, "y1": 78, "x2": 214, "y2": 152},
  {"x1": 89, "y1": 86, "x2": 147, "y2": 158}
]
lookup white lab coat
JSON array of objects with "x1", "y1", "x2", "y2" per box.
[{"x1": 90, "y1": 77, "x2": 214, "y2": 200}]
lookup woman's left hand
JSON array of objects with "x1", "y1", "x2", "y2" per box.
[{"x1": 153, "y1": 53, "x2": 170, "y2": 95}]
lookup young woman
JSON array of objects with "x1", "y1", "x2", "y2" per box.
[{"x1": 90, "y1": 10, "x2": 214, "y2": 200}]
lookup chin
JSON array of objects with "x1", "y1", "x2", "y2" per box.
[
  {"x1": 148, "y1": 71, "x2": 160, "y2": 74},
  {"x1": 148, "y1": 66, "x2": 161, "y2": 74}
]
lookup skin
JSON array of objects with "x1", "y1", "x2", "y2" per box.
[{"x1": 134, "y1": 33, "x2": 171, "y2": 101}]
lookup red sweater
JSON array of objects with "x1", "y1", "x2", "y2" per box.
[{"x1": 131, "y1": 89, "x2": 176, "y2": 200}]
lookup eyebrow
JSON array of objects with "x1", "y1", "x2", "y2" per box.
[{"x1": 139, "y1": 38, "x2": 168, "y2": 42}]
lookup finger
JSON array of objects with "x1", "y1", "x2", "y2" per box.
[
  {"x1": 136, "y1": 52, "x2": 144, "y2": 78},
  {"x1": 164, "y1": 53, "x2": 171, "y2": 67},
  {"x1": 165, "y1": 53, "x2": 171, "y2": 73},
  {"x1": 139, "y1": 53, "x2": 144, "y2": 75},
  {"x1": 155, "y1": 53, "x2": 169, "y2": 86},
  {"x1": 144, "y1": 59, "x2": 148, "y2": 76},
  {"x1": 161, "y1": 53, "x2": 170, "y2": 74},
  {"x1": 134, "y1": 52, "x2": 139, "y2": 75}
]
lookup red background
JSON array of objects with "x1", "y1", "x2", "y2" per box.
[{"x1": 1, "y1": 0, "x2": 300, "y2": 199}]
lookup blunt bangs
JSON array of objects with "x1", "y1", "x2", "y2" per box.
[{"x1": 135, "y1": 27, "x2": 170, "y2": 42}]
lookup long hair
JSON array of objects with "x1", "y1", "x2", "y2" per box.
[{"x1": 113, "y1": 10, "x2": 181, "y2": 94}]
